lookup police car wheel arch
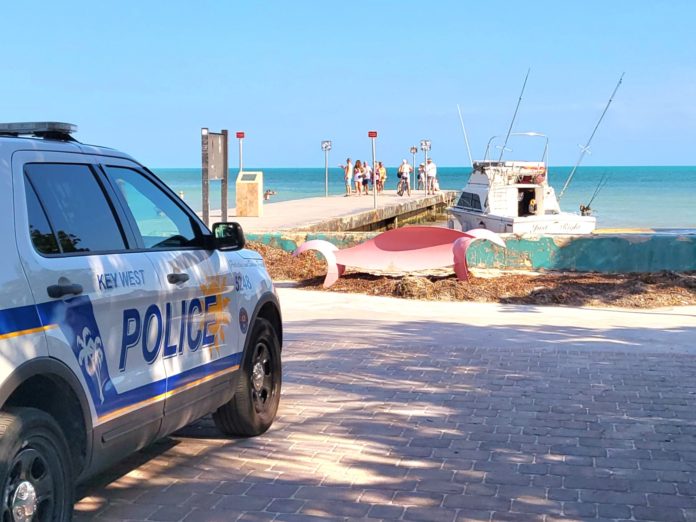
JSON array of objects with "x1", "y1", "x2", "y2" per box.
[
  {"x1": 0, "y1": 407, "x2": 74, "y2": 521},
  {"x1": 213, "y1": 317, "x2": 281, "y2": 437},
  {"x1": 243, "y1": 291, "x2": 283, "y2": 352},
  {"x1": 0, "y1": 358, "x2": 94, "y2": 470}
]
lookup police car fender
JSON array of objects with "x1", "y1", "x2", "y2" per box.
[{"x1": 226, "y1": 251, "x2": 279, "y2": 346}]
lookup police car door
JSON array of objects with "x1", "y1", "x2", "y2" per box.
[
  {"x1": 99, "y1": 162, "x2": 237, "y2": 433},
  {"x1": 12, "y1": 151, "x2": 167, "y2": 455}
]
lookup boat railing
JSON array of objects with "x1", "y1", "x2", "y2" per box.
[{"x1": 483, "y1": 132, "x2": 549, "y2": 163}]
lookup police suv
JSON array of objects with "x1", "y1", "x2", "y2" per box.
[{"x1": 0, "y1": 122, "x2": 282, "y2": 521}]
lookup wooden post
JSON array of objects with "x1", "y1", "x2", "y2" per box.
[
  {"x1": 221, "y1": 129, "x2": 229, "y2": 222},
  {"x1": 201, "y1": 128, "x2": 209, "y2": 226}
]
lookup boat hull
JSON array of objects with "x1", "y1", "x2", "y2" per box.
[{"x1": 449, "y1": 208, "x2": 596, "y2": 235}]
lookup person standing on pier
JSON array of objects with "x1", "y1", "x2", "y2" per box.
[
  {"x1": 426, "y1": 158, "x2": 438, "y2": 195},
  {"x1": 342, "y1": 158, "x2": 354, "y2": 196},
  {"x1": 377, "y1": 161, "x2": 387, "y2": 192},
  {"x1": 353, "y1": 160, "x2": 363, "y2": 195},
  {"x1": 363, "y1": 162, "x2": 372, "y2": 195},
  {"x1": 417, "y1": 163, "x2": 425, "y2": 190}
]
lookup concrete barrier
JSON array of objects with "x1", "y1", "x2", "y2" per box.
[{"x1": 247, "y1": 231, "x2": 696, "y2": 273}]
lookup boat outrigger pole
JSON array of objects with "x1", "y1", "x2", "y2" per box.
[
  {"x1": 498, "y1": 68, "x2": 531, "y2": 161},
  {"x1": 559, "y1": 73, "x2": 624, "y2": 201},
  {"x1": 456, "y1": 104, "x2": 474, "y2": 168}
]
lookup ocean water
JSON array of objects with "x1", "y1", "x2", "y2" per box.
[{"x1": 154, "y1": 166, "x2": 696, "y2": 229}]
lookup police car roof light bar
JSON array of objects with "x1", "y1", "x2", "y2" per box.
[{"x1": 0, "y1": 122, "x2": 78, "y2": 141}]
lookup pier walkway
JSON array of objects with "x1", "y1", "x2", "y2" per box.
[{"x1": 207, "y1": 190, "x2": 456, "y2": 233}]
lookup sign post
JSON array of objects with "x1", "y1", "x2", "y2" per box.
[
  {"x1": 201, "y1": 128, "x2": 229, "y2": 226},
  {"x1": 368, "y1": 131, "x2": 377, "y2": 209},
  {"x1": 221, "y1": 129, "x2": 229, "y2": 220},
  {"x1": 236, "y1": 131, "x2": 245, "y2": 173},
  {"x1": 321, "y1": 140, "x2": 332, "y2": 197},
  {"x1": 410, "y1": 145, "x2": 418, "y2": 191},
  {"x1": 202, "y1": 128, "x2": 209, "y2": 225}
]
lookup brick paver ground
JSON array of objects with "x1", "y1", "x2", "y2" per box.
[{"x1": 75, "y1": 337, "x2": 696, "y2": 521}]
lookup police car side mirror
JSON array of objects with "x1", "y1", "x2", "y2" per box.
[{"x1": 211, "y1": 222, "x2": 246, "y2": 251}]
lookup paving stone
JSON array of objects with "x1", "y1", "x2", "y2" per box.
[
  {"x1": 266, "y1": 499, "x2": 305, "y2": 514},
  {"x1": 403, "y1": 506, "x2": 457, "y2": 521},
  {"x1": 634, "y1": 506, "x2": 686, "y2": 521},
  {"x1": 367, "y1": 504, "x2": 404, "y2": 519}
]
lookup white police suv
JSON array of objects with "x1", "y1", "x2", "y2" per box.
[{"x1": 0, "y1": 122, "x2": 283, "y2": 521}]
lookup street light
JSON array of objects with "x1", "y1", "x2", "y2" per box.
[
  {"x1": 321, "y1": 140, "x2": 332, "y2": 197},
  {"x1": 409, "y1": 146, "x2": 418, "y2": 192},
  {"x1": 420, "y1": 139, "x2": 431, "y2": 195}
]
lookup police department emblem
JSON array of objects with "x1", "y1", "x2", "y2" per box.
[{"x1": 239, "y1": 307, "x2": 249, "y2": 334}]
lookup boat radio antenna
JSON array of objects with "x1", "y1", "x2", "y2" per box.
[
  {"x1": 559, "y1": 72, "x2": 624, "y2": 201},
  {"x1": 456, "y1": 104, "x2": 474, "y2": 168},
  {"x1": 498, "y1": 68, "x2": 530, "y2": 161}
]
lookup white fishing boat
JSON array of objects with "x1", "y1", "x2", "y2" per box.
[
  {"x1": 449, "y1": 132, "x2": 596, "y2": 235},
  {"x1": 449, "y1": 72, "x2": 623, "y2": 236}
]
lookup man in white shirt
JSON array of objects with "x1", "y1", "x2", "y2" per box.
[
  {"x1": 426, "y1": 158, "x2": 437, "y2": 194},
  {"x1": 342, "y1": 158, "x2": 354, "y2": 196}
]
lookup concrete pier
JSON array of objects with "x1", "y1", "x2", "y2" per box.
[{"x1": 207, "y1": 190, "x2": 457, "y2": 233}]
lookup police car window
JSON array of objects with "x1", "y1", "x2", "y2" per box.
[
  {"x1": 104, "y1": 167, "x2": 198, "y2": 249},
  {"x1": 24, "y1": 164, "x2": 126, "y2": 254},
  {"x1": 25, "y1": 180, "x2": 60, "y2": 255}
]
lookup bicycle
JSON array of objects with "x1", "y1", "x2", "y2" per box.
[{"x1": 396, "y1": 176, "x2": 410, "y2": 196}]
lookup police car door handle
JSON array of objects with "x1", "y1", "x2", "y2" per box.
[
  {"x1": 47, "y1": 283, "x2": 83, "y2": 298},
  {"x1": 167, "y1": 272, "x2": 190, "y2": 284}
]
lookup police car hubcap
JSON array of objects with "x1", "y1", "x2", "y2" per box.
[
  {"x1": 10, "y1": 481, "x2": 37, "y2": 522},
  {"x1": 252, "y1": 362, "x2": 265, "y2": 392}
]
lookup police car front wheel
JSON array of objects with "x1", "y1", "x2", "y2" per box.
[
  {"x1": 213, "y1": 318, "x2": 281, "y2": 437},
  {"x1": 0, "y1": 408, "x2": 74, "y2": 522}
]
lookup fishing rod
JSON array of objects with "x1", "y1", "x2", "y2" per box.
[
  {"x1": 559, "y1": 72, "x2": 624, "y2": 201},
  {"x1": 498, "y1": 68, "x2": 531, "y2": 161},
  {"x1": 580, "y1": 173, "x2": 610, "y2": 215},
  {"x1": 587, "y1": 174, "x2": 609, "y2": 207},
  {"x1": 456, "y1": 104, "x2": 474, "y2": 168}
]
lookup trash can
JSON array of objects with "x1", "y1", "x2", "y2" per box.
[{"x1": 235, "y1": 171, "x2": 264, "y2": 217}]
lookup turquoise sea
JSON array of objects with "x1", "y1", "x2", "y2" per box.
[{"x1": 153, "y1": 166, "x2": 696, "y2": 229}]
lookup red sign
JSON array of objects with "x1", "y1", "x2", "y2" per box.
[
  {"x1": 368, "y1": 131, "x2": 377, "y2": 138},
  {"x1": 236, "y1": 132, "x2": 245, "y2": 139}
]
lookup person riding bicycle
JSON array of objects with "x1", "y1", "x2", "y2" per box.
[{"x1": 397, "y1": 159, "x2": 412, "y2": 196}]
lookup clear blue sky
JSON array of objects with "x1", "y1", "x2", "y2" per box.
[{"x1": 2, "y1": 1, "x2": 695, "y2": 167}]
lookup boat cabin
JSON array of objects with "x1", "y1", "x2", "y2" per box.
[{"x1": 457, "y1": 160, "x2": 560, "y2": 219}]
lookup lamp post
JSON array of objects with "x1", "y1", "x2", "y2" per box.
[
  {"x1": 236, "y1": 131, "x2": 245, "y2": 172},
  {"x1": 321, "y1": 140, "x2": 332, "y2": 197},
  {"x1": 409, "y1": 145, "x2": 418, "y2": 192},
  {"x1": 420, "y1": 139, "x2": 431, "y2": 195},
  {"x1": 368, "y1": 131, "x2": 378, "y2": 208}
]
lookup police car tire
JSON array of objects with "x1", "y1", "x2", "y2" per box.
[
  {"x1": 0, "y1": 407, "x2": 74, "y2": 521},
  {"x1": 213, "y1": 318, "x2": 281, "y2": 437}
]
